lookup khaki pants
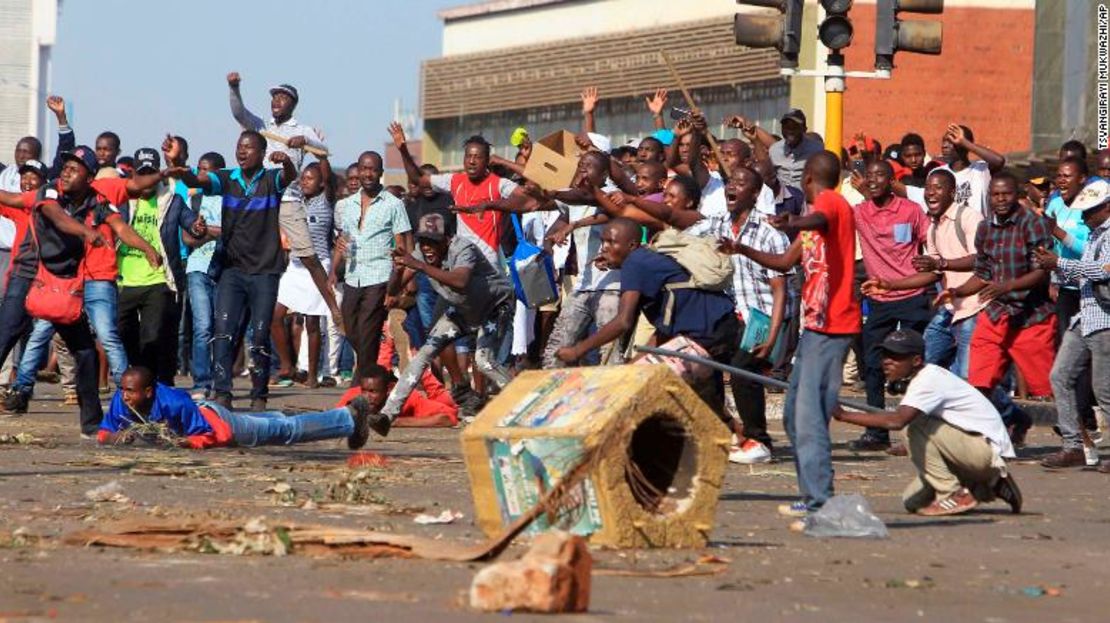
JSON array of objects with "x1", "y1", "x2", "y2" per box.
[{"x1": 903, "y1": 416, "x2": 1002, "y2": 512}]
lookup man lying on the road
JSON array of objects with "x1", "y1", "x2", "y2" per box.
[
  {"x1": 336, "y1": 364, "x2": 458, "y2": 428},
  {"x1": 98, "y1": 367, "x2": 373, "y2": 449},
  {"x1": 831, "y1": 330, "x2": 1023, "y2": 517}
]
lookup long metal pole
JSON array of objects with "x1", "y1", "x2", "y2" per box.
[{"x1": 635, "y1": 345, "x2": 885, "y2": 414}]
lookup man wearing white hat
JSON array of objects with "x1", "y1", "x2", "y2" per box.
[{"x1": 1034, "y1": 180, "x2": 1110, "y2": 469}]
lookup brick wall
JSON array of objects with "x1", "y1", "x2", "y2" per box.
[{"x1": 839, "y1": 4, "x2": 1034, "y2": 157}]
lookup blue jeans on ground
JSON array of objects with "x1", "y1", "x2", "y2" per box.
[
  {"x1": 204, "y1": 402, "x2": 354, "y2": 447},
  {"x1": 15, "y1": 279, "x2": 128, "y2": 393},
  {"x1": 783, "y1": 330, "x2": 853, "y2": 512},
  {"x1": 212, "y1": 268, "x2": 280, "y2": 401},
  {"x1": 188, "y1": 272, "x2": 217, "y2": 391}
]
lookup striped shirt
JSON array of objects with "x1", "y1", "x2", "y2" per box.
[
  {"x1": 711, "y1": 209, "x2": 793, "y2": 320},
  {"x1": 336, "y1": 189, "x2": 410, "y2": 287},
  {"x1": 1057, "y1": 221, "x2": 1110, "y2": 336},
  {"x1": 206, "y1": 167, "x2": 287, "y2": 275}
]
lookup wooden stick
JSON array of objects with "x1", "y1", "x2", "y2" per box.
[
  {"x1": 259, "y1": 130, "x2": 329, "y2": 158},
  {"x1": 659, "y1": 51, "x2": 726, "y2": 175}
]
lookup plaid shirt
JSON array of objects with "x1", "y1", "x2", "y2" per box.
[
  {"x1": 973, "y1": 205, "x2": 1053, "y2": 327},
  {"x1": 1057, "y1": 221, "x2": 1110, "y2": 336},
  {"x1": 714, "y1": 210, "x2": 793, "y2": 320}
]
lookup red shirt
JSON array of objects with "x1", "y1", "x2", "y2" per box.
[
  {"x1": 15, "y1": 178, "x2": 127, "y2": 281},
  {"x1": 800, "y1": 190, "x2": 861, "y2": 334},
  {"x1": 853, "y1": 195, "x2": 929, "y2": 302}
]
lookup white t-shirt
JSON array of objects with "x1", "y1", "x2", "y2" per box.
[
  {"x1": 937, "y1": 160, "x2": 992, "y2": 219},
  {"x1": 561, "y1": 202, "x2": 620, "y2": 292},
  {"x1": 899, "y1": 364, "x2": 1015, "y2": 458}
]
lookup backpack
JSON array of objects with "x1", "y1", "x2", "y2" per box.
[
  {"x1": 648, "y1": 228, "x2": 734, "y2": 328},
  {"x1": 508, "y1": 213, "x2": 558, "y2": 308},
  {"x1": 929, "y1": 202, "x2": 971, "y2": 254}
]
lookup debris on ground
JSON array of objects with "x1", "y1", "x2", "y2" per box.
[
  {"x1": 64, "y1": 514, "x2": 496, "y2": 561},
  {"x1": 325, "y1": 469, "x2": 386, "y2": 505},
  {"x1": 84, "y1": 481, "x2": 131, "y2": 504},
  {"x1": 470, "y1": 530, "x2": 591, "y2": 613},
  {"x1": 413, "y1": 509, "x2": 463, "y2": 525},
  {"x1": 265, "y1": 482, "x2": 297, "y2": 506},
  {"x1": 347, "y1": 452, "x2": 389, "y2": 469},
  {"x1": 804, "y1": 494, "x2": 888, "y2": 539},
  {"x1": 0, "y1": 432, "x2": 41, "y2": 445}
]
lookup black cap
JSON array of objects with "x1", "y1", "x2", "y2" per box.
[
  {"x1": 414, "y1": 213, "x2": 447, "y2": 243},
  {"x1": 133, "y1": 148, "x2": 160, "y2": 174},
  {"x1": 879, "y1": 330, "x2": 925, "y2": 356},
  {"x1": 269, "y1": 84, "x2": 299, "y2": 103},
  {"x1": 61, "y1": 145, "x2": 98, "y2": 174},
  {"x1": 18, "y1": 159, "x2": 47, "y2": 179},
  {"x1": 780, "y1": 108, "x2": 807, "y2": 126}
]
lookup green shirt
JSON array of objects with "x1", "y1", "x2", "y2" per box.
[{"x1": 118, "y1": 196, "x2": 165, "y2": 287}]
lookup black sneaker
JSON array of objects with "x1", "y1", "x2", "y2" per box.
[
  {"x1": 368, "y1": 411, "x2": 392, "y2": 438},
  {"x1": 994, "y1": 472, "x2": 1022, "y2": 513},
  {"x1": 450, "y1": 385, "x2": 482, "y2": 419},
  {"x1": 249, "y1": 398, "x2": 267, "y2": 412},
  {"x1": 212, "y1": 393, "x2": 233, "y2": 410},
  {"x1": 346, "y1": 396, "x2": 372, "y2": 449},
  {"x1": 848, "y1": 434, "x2": 891, "y2": 452},
  {"x1": 1, "y1": 389, "x2": 29, "y2": 416}
]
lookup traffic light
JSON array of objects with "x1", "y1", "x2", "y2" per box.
[
  {"x1": 818, "y1": 0, "x2": 853, "y2": 52},
  {"x1": 874, "y1": 0, "x2": 944, "y2": 71},
  {"x1": 733, "y1": 0, "x2": 805, "y2": 69}
]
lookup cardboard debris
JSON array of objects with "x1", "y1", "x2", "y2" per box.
[
  {"x1": 521, "y1": 130, "x2": 582, "y2": 191},
  {"x1": 63, "y1": 515, "x2": 485, "y2": 561},
  {"x1": 462, "y1": 365, "x2": 730, "y2": 549}
]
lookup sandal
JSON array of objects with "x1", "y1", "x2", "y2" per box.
[
  {"x1": 270, "y1": 376, "x2": 294, "y2": 388},
  {"x1": 318, "y1": 376, "x2": 338, "y2": 388}
]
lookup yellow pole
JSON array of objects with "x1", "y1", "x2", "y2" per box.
[
  {"x1": 823, "y1": 56, "x2": 846, "y2": 156},
  {"x1": 825, "y1": 89, "x2": 843, "y2": 157}
]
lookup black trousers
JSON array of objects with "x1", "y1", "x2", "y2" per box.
[
  {"x1": 862, "y1": 294, "x2": 932, "y2": 441},
  {"x1": 0, "y1": 276, "x2": 101, "y2": 433},
  {"x1": 118, "y1": 283, "x2": 180, "y2": 386},
  {"x1": 342, "y1": 283, "x2": 388, "y2": 382},
  {"x1": 1056, "y1": 288, "x2": 1097, "y2": 429},
  {"x1": 730, "y1": 345, "x2": 774, "y2": 449}
]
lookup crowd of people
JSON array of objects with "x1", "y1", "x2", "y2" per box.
[{"x1": 1, "y1": 73, "x2": 1109, "y2": 526}]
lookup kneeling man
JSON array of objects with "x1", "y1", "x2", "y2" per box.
[{"x1": 832, "y1": 330, "x2": 1022, "y2": 516}]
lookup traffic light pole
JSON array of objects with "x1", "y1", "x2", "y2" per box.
[
  {"x1": 784, "y1": 62, "x2": 890, "y2": 156},
  {"x1": 823, "y1": 54, "x2": 846, "y2": 162}
]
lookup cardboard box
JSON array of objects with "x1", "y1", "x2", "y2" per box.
[
  {"x1": 522, "y1": 130, "x2": 582, "y2": 191},
  {"x1": 461, "y1": 365, "x2": 730, "y2": 549}
]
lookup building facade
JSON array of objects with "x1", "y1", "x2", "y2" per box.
[
  {"x1": 420, "y1": 0, "x2": 1039, "y2": 171},
  {"x1": 0, "y1": 0, "x2": 58, "y2": 162}
]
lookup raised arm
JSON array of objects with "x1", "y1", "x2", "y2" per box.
[
  {"x1": 947, "y1": 124, "x2": 1005, "y2": 174},
  {"x1": 581, "y1": 86, "x2": 599, "y2": 134},
  {"x1": 270, "y1": 152, "x2": 297, "y2": 188},
  {"x1": 227, "y1": 72, "x2": 264, "y2": 131},
  {"x1": 165, "y1": 166, "x2": 214, "y2": 194},
  {"x1": 388, "y1": 122, "x2": 428, "y2": 187},
  {"x1": 726, "y1": 115, "x2": 777, "y2": 149},
  {"x1": 645, "y1": 89, "x2": 668, "y2": 131},
  {"x1": 45, "y1": 96, "x2": 74, "y2": 180}
]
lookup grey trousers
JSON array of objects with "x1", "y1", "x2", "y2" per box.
[
  {"x1": 1050, "y1": 326, "x2": 1110, "y2": 450},
  {"x1": 541, "y1": 289, "x2": 623, "y2": 368},
  {"x1": 381, "y1": 303, "x2": 513, "y2": 420}
]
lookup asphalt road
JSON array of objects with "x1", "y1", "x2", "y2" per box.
[{"x1": 0, "y1": 379, "x2": 1106, "y2": 622}]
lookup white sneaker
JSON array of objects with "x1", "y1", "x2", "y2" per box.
[
  {"x1": 1084, "y1": 444, "x2": 1100, "y2": 467},
  {"x1": 728, "y1": 439, "x2": 771, "y2": 464}
]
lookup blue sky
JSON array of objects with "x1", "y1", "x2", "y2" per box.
[{"x1": 51, "y1": 0, "x2": 460, "y2": 167}]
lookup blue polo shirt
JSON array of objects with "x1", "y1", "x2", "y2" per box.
[{"x1": 206, "y1": 167, "x2": 286, "y2": 275}]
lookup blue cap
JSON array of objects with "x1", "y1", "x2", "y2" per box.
[
  {"x1": 652, "y1": 129, "x2": 675, "y2": 146},
  {"x1": 62, "y1": 145, "x2": 98, "y2": 174}
]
